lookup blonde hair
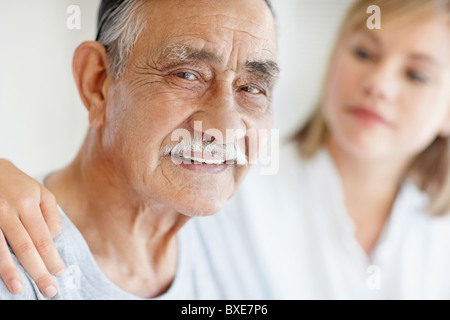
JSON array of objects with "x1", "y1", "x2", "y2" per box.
[{"x1": 293, "y1": 0, "x2": 450, "y2": 215}]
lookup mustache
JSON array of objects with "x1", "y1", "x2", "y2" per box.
[{"x1": 164, "y1": 136, "x2": 248, "y2": 165}]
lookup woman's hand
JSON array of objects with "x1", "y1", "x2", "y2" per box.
[{"x1": 0, "y1": 159, "x2": 65, "y2": 297}]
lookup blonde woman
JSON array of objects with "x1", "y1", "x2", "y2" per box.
[
  {"x1": 228, "y1": 0, "x2": 450, "y2": 298},
  {"x1": 0, "y1": 0, "x2": 449, "y2": 299}
]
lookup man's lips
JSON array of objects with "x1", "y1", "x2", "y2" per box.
[
  {"x1": 171, "y1": 151, "x2": 230, "y2": 165},
  {"x1": 163, "y1": 136, "x2": 248, "y2": 172},
  {"x1": 347, "y1": 105, "x2": 389, "y2": 126},
  {"x1": 168, "y1": 152, "x2": 230, "y2": 173}
]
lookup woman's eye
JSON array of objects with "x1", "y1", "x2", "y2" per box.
[
  {"x1": 175, "y1": 72, "x2": 197, "y2": 81},
  {"x1": 354, "y1": 47, "x2": 372, "y2": 61},
  {"x1": 241, "y1": 86, "x2": 262, "y2": 94},
  {"x1": 407, "y1": 71, "x2": 428, "y2": 84}
]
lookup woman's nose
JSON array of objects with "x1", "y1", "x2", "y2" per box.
[{"x1": 361, "y1": 60, "x2": 399, "y2": 102}]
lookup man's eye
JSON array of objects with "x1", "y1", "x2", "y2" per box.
[
  {"x1": 241, "y1": 86, "x2": 262, "y2": 94},
  {"x1": 175, "y1": 72, "x2": 197, "y2": 81}
]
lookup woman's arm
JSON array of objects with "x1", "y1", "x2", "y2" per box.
[{"x1": 0, "y1": 159, "x2": 65, "y2": 297}]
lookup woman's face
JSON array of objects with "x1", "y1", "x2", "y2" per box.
[{"x1": 323, "y1": 15, "x2": 450, "y2": 162}]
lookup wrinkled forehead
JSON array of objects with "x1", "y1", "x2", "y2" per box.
[{"x1": 134, "y1": 0, "x2": 277, "y2": 66}]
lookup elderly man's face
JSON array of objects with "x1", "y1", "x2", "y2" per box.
[{"x1": 100, "y1": 0, "x2": 278, "y2": 216}]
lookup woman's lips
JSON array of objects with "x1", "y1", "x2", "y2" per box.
[{"x1": 347, "y1": 106, "x2": 389, "y2": 126}]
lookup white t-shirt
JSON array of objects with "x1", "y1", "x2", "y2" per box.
[
  {"x1": 0, "y1": 180, "x2": 272, "y2": 300},
  {"x1": 0, "y1": 206, "x2": 232, "y2": 300},
  {"x1": 195, "y1": 141, "x2": 450, "y2": 299}
]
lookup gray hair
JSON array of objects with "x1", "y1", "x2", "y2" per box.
[
  {"x1": 96, "y1": 0, "x2": 274, "y2": 78},
  {"x1": 96, "y1": 0, "x2": 147, "y2": 77}
]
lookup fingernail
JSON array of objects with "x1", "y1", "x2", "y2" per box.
[
  {"x1": 10, "y1": 279, "x2": 24, "y2": 294},
  {"x1": 43, "y1": 285, "x2": 58, "y2": 298},
  {"x1": 54, "y1": 268, "x2": 65, "y2": 276}
]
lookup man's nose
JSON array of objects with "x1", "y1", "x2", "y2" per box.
[
  {"x1": 188, "y1": 88, "x2": 246, "y2": 145},
  {"x1": 361, "y1": 60, "x2": 398, "y2": 102}
]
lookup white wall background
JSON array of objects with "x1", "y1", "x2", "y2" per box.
[{"x1": 0, "y1": 0, "x2": 352, "y2": 177}]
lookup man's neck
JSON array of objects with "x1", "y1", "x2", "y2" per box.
[{"x1": 44, "y1": 140, "x2": 190, "y2": 298}]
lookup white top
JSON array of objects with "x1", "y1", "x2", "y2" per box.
[
  {"x1": 195, "y1": 142, "x2": 450, "y2": 299},
  {"x1": 0, "y1": 203, "x2": 265, "y2": 300},
  {"x1": 0, "y1": 206, "x2": 219, "y2": 300}
]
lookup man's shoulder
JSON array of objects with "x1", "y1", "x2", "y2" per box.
[
  {"x1": 0, "y1": 209, "x2": 87, "y2": 300},
  {"x1": 0, "y1": 249, "x2": 85, "y2": 300},
  {"x1": 0, "y1": 251, "x2": 43, "y2": 300}
]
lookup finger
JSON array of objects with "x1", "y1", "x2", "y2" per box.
[
  {"x1": 0, "y1": 228, "x2": 24, "y2": 294},
  {"x1": 1, "y1": 216, "x2": 58, "y2": 298},
  {"x1": 20, "y1": 206, "x2": 65, "y2": 277},
  {"x1": 39, "y1": 187, "x2": 62, "y2": 238}
]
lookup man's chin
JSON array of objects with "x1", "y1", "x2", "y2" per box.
[
  {"x1": 175, "y1": 198, "x2": 228, "y2": 218},
  {"x1": 153, "y1": 162, "x2": 244, "y2": 216}
]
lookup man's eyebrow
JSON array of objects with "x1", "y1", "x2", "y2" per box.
[
  {"x1": 157, "y1": 43, "x2": 222, "y2": 66},
  {"x1": 157, "y1": 43, "x2": 279, "y2": 73},
  {"x1": 245, "y1": 60, "x2": 280, "y2": 78}
]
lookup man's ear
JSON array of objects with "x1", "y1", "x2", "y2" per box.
[{"x1": 72, "y1": 41, "x2": 109, "y2": 129}]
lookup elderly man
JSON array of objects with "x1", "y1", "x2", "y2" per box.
[{"x1": 0, "y1": 0, "x2": 278, "y2": 299}]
